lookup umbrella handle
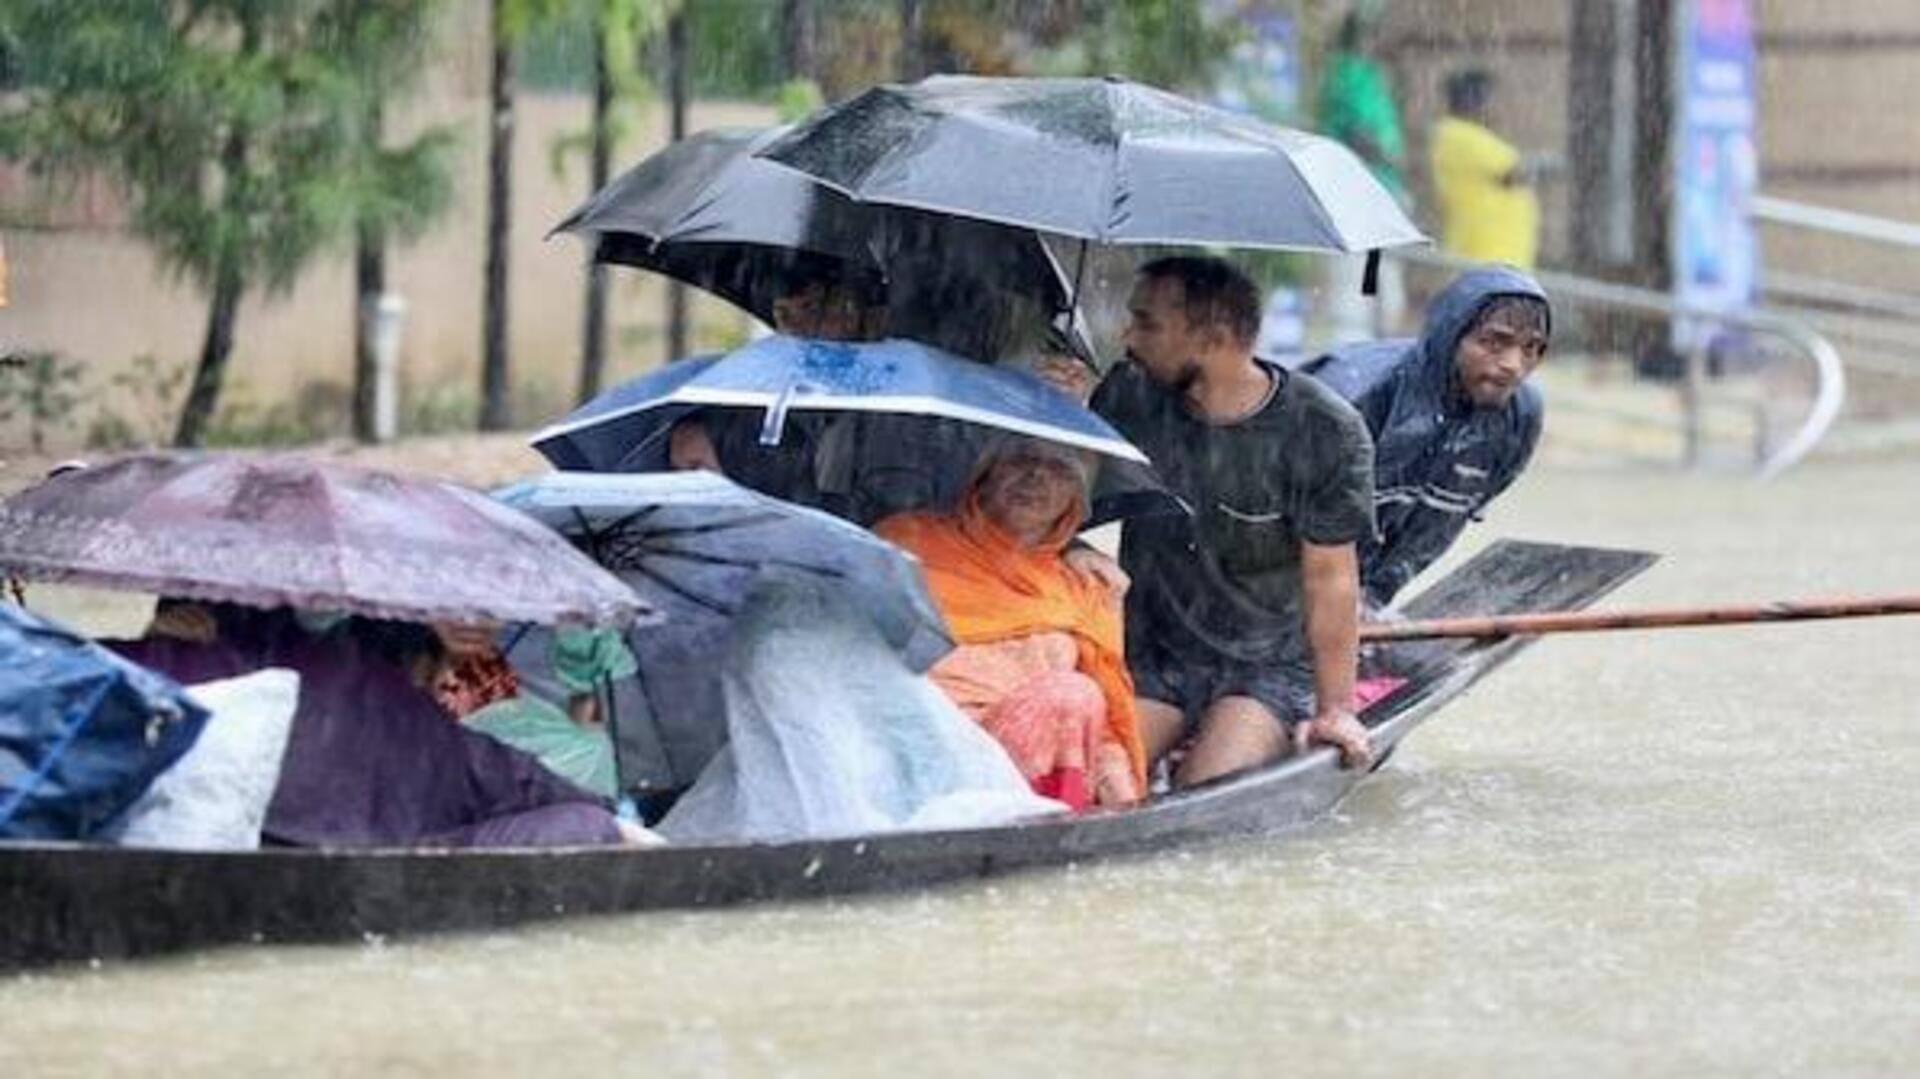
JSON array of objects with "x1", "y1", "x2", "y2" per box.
[{"x1": 758, "y1": 380, "x2": 809, "y2": 447}]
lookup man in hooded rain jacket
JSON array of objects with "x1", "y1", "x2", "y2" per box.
[{"x1": 1303, "y1": 265, "x2": 1550, "y2": 613}]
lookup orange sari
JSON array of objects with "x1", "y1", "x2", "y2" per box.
[{"x1": 876, "y1": 487, "x2": 1146, "y2": 796}]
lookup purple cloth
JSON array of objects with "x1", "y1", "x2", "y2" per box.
[{"x1": 108, "y1": 633, "x2": 621, "y2": 849}]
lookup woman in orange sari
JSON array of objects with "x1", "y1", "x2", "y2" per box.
[{"x1": 876, "y1": 438, "x2": 1143, "y2": 810}]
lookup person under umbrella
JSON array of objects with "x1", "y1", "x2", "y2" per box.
[
  {"x1": 493, "y1": 469, "x2": 951, "y2": 800},
  {"x1": 757, "y1": 74, "x2": 1427, "y2": 334},
  {"x1": 533, "y1": 329, "x2": 1168, "y2": 535},
  {"x1": 553, "y1": 124, "x2": 1077, "y2": 365},
  {"x1": 495, "y1": 470, "x2": 1061, "y2": 841},
  {"x1": 0, "y1": 454, "x2": 659, "y2": 848},
  {"x1": 877, "y1": 437, "x2": 1144, "y2": 811}
]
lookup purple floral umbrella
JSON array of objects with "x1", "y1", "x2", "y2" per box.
[{"x1": 0, "y1": 453, "x2": 651, "y2": 628}]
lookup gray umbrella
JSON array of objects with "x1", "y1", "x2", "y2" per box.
[
  {"x1": 493, "y1": 470, "x2": 952, "y2": 792},
  {"x1": 553, "y1": 126, "x2": 1080, "y2": 364},
  {"x1": 757, "y1": 75, "x2": 1427, "y2": 253}
]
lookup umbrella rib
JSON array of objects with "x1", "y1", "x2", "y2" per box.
[
  {"x1": 641, "y1": 547, "x2": 848, "y2": 577},
  {"x1": 622, "y1": 560, "x2": 738, "y2": 617},
  {"x1": 569, "y1": 507, "x2": 609, "y2": 562}
]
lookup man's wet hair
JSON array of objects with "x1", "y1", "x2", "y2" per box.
[
  {"x1": 1136, "y1": 255, "x2": 1262, "y2": 346},
  {"x1": 1445, "y1": 68, "x2": 1495, "y2": 115},
  {"x1": 1468, "y1": 293, "x2": 1550, "y2": 341}
]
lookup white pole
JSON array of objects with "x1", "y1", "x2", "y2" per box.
[{"x1": 371, "y1": 293, "x2": 407, "y2": 443}]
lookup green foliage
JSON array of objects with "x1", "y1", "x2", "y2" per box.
[
  {"x1": 685, "y1": 0, "x2": 792, "y2": 98},
  {"x1": 0, "y1": 1, "x2": 458, "y2": 444},
  {"x1": 1028, "y1": 0, "x2": 1239, "y2": 90},
  {"x1": 314, "y1": 0, "x2": 460, "y2": 244},
  {"x1": 497, "y1": 0, "x2": 577, "y2": 45},
  {"x1": 543, "y1": 1, "x2": 679, "y2": 183},
  {"x1": 0, "y1": 350, "x2": 83, "y2": 452},
  {"x1": 2, "y1": 2, "x2": 353, "y2": 295},
  {"x1": 776, "y1": 78, "x2": 826, "y2": 122}
]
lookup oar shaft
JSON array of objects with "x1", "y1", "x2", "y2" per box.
[{"x1": 1361, "y1": 595, "x2": 1920, "y2": 641}]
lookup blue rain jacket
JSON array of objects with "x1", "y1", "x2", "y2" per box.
[
  {"x1": 0, "y1": 603, "x2": 208, "y2": 839},
  {"x1": 1304, "y1": 266, "x2": 1548, "y2": 608}
]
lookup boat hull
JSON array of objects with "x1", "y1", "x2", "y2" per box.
[{"x1": 1, "y1": 540, "x2": 1654, "y2": 969}]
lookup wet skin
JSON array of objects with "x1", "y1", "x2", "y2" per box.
[
  {"x1": 1456, "y1": 313, "x2": 1549, "y2": 409},
  {"x1": 1121, "y1": 276, "x2": 1211, "y2": 392},
  {"x1": 976, "y1": 448, "x2": 1082, "y2": 547}
]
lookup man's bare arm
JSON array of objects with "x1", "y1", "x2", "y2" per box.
[{"x1": 1299, "y1": 539, "x2": 1372, "y2": 768}]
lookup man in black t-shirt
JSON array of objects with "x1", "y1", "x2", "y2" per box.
[{"x1": 1090, "y1": 256, "x2": 1377, "y2": 786}]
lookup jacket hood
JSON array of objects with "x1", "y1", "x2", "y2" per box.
[{"x1": 1417, "y1": 265, "x2": 1551, "y2": 395}]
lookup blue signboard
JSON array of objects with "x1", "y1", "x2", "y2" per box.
[{"x1": 1674, "y1": 0, "x2": 1760, "y2": 348}]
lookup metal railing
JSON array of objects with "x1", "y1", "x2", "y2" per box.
[
  {"x1": 1384, "y1": 247, "x2": 1845, "y2": 479},
  {"x1": 1751, "y1": 196, "x2": 1920, "y2": 252},
  {"x1": 1750, "y1": 196, "x2": 1920, "y2": 382}
]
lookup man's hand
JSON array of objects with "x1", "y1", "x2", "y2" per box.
[
  {"x1": 1062, "y1": 545, "x2": 1129, "y2": 602},
  {"x1": 1294, "y1": 707, "x2": 1374, "y2": 770},
  {"x1": 1032, "y1": 354, "x2": 1099, "y2": 404}
]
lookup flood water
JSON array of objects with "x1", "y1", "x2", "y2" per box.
[{"x1": 5, "y1": 455, "x2": 1919, "y2": 1076}]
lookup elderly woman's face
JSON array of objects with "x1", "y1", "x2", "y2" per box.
[{"x1": 978, "y1": 447, "x2": 1082, "y2": 543}]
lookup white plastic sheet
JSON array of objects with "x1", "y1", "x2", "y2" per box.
[
  {"x1": 659, "y1": 572, "x2": 1061, "y2": 844},
  {"x1": 108, "y1": 668, "x2": 300, "y2": 850}
]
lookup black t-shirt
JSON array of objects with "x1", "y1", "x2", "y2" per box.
[{"x1": 1092, "y1": 361, "x2": 1376, "y2": 664}]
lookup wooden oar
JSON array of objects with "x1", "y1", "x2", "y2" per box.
[{"x1": 1361, "y1": 594, "x2": 1920, "y2": 642}]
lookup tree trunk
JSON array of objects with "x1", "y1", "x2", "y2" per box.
[
  {"x1": 480, "y1": 9, "x2": 515, "y2": 431},
  {"x1": 1567, "y1": 0, "x2": 1618, "y2": 275},
  {"x1": 780, "y1": 0, "x2": 812, "y2": 81},
  {"x1": 175, "y1": 261, "x2": 244, "y2": 448},
  {"x1": 577, "y1": 23, "x2": 612, "y2": 404},
  {"x1": 664, "y1": 9, "x2": 690, "y2": 362},
  {"x1": 898, "y1": 0, "x2": 923, "y2": 80},
  {"x1": 173, "y1": 13, "x2": 257, "y2": 448},
  {"x1": 1631, "y1": 0, "x2": 1675, "y2": 293},
  {"x1": 353, "y1": 99, "x2": 385, "y2": 442}
]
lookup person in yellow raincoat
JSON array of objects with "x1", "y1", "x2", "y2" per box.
[{"x1": 1429, "y1": 69, "x2": 1541, "y2": 268}]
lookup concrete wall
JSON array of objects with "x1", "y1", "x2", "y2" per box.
[
  {"x1": 8, "y1": 0, "x2": 1920, "y2": 446},
  {"x1": 1358, "y1": 0, "x2": 1920, "y2": 294}
]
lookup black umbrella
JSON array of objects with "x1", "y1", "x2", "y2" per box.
[
  {"x1": 553, "y1": 126, "x2": 1082, "y2": 364},
  {"x1": 757, "y1": 75, "x2": 1427, "y2": 254}
]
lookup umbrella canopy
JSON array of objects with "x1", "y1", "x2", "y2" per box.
[
  {"x1": 0, "y1": 454, "x2": 651, "y2": 628},
  {"x1": 553, "y1": 126, "x2": 1078, "y2": 363},
  {"x1": 757, "y1": 75, "x2": 1427, "y2": 253},
  {"x1": 531, "y1": 334, "x2": 1150, "y2": 471},
  {"x1": 493, "y1": 470, "x2": 952, "y2": 789}
]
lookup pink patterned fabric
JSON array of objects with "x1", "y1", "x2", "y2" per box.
[
  {"x1": 1354, "y1": 675, "x2": 1406, "y2": 712},
  {"x1": 932, "y1": 634, "x2": 1138, "y2": 810}
]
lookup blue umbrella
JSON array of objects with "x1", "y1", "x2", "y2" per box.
[
  {"x1": 531, "y1": 334, "x2": 1149, "y2": 472},
  {"x1": 1, "y1": 602, "x2": 209, "y2": 840},
  {"x1": 492, "y1": 470, "x2": 951, "y2": 792}
]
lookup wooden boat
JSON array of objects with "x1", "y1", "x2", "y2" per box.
[{"x1": 0, "y1": 540, "x2": 1653, "y2": 970}]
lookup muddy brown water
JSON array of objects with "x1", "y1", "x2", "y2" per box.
[{"x1": 4, "y1": 456, "x2": 1919, "y2": 1077}]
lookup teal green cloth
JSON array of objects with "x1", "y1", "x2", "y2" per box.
[
  {"x1": 551, "y1": 627, "x2": 638, "y2": 696},
  {"x1": 464, "y1": 696, "x2": 618, "y2": 800},
  {"x1": 1315, "y1": 51, "x2": 1408, "y2": 205}
]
